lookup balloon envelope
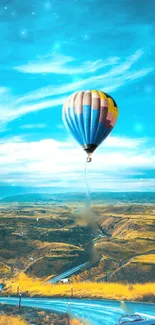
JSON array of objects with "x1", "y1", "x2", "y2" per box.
[{"x1": 62, "y1": 90, "x2": 118, "y2": 155}]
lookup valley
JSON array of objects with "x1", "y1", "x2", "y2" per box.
[{"x1": 0, "y1": 199, "x2": 155, "y2": 284}]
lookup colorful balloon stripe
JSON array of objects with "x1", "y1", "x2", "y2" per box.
[{"x1": 62, "y1": 90, "x2": 118, "y2": 155}]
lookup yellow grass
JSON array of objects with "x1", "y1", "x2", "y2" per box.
[
  {"x1": 71, "y1": 320, "x2": 88, "y2": 325},
  {"x1": 130, "y1": 254, "x2": 155, "y2": 264},
  {"x1": 0, "y1": 313, "x2": 86, "y2": 325},
  {"x1": 0, "y1": 262, "x2": 11, "y2": 274},
  {"x1": 3, "y1": 273, "x2": 155, "y2": 302},
  {"x1": 116, "y1": 230, "x2": 155, "y2": 241},
  {"x1": 0, "y1": 315, "x2": 28, "y2": 325}
]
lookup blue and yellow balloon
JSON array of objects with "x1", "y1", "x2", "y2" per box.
[{"x1": 62, "y1": 90, "x2": 118, "y2": 162}]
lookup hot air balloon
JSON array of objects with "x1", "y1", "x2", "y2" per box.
[{"x1": 62, "y1": 90, "x2": 118, "y2": 162}]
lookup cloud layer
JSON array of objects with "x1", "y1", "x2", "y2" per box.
[{"x1": 0, "y1": 135, "x2": 154, "y2": 191}]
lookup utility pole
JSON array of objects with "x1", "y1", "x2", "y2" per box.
[
  {"x1": 67, "y1": 302, "x2": 71, "y2": 325},
  {"x1": 18, "y1": 292, "x2": 22, "y2": 311},
  {"x1": 67, "y1": 314, "x2": 70, "y2": 325},
  {"x1": 17, "y1": 285, "x2": 20, "y2": 296}
]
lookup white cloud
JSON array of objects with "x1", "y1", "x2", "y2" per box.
[
  {"x1": 14, "y1": 53, "x2": 119, "y2": 75},
  {"x1": 89, "y1": 178, "x2": 155, "y2": 192},
  {"x1": 0, "y1": 49, "x2": 153, "y2": 125},
  {"x1": 15, "y1": 66, "x2": 152, "y2": 107},
  {"x1": 0, "y1": 87, "x2": 9, "y2": 95},
  {"x1": 102, "y1": 136, "x2": 147, "y2": 148},
  {"x1": 13, "y1": 49, "x2": 146, "y2": 82},
  {"x1": 20, "y1": 123, "x2": 47, "y2": 129},
  {"x1": 0, "y1": 136, "x2": 24, "y2": 144},
  {"x1": 0, "y1": 96, "x2": 66, "y2": 123},
  {"x1": 0, "y1": 136, "x2": 154, "y2": 191}
]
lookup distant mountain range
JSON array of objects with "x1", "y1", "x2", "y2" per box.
[
  {"x1": 1, "y1": 192, "x2": 155, "y2": 203},
  {"x1": 0, "y1": 193, "x2": 62, "y2": 203},
  {"x1": 0, "y1": 186, "x2": 68, "y2": 200}
]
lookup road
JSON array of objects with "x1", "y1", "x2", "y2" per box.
[
  {"x1": 0, "y1": 297, "x2": 155, "y2": 325},
  {"x1": 49, "y1": 227, "x2": 104, "y2": 283},
  {"x1": 120, "y1": 250, "x2": 155, "y2": 267},
  {"x1": 49, "y1": 262, "x2": 89, "y2": 283}
]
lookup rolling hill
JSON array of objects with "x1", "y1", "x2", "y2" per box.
[{"x1": 0, "y1": 200, "x2": 155, "y2": 283}]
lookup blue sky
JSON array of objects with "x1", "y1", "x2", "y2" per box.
[{"x1": 0, "y1": 0, "x2": 155, "y2": 194}]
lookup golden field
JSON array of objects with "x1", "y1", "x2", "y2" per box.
[
  {"x1": 130, "y1": 254, "x2": 155, "y2": 264},
  {"x1": 0, "y1": 314, "x2": 85, "y2": 325},
  {"x1": 0, "y1": 315, "x2": 28, "y2": 325},
  {"x1": 3, "y1": 273, "x2": 155, "y2": 302}
]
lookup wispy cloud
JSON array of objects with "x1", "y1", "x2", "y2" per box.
[
  {"x1": 20, "y1": 123, "x2": 47, "y2": 129},
  {"x1": 15, "y1": 51, "x2": 153, "y2": 104},
  {"x1": 14, "y1": 49, "x2": 148, "y2": 85},
  {"x1": 0, "y1": 87, "x2": 9, "y2": 95},
  {"x1": 0, "y1": 136, "x2": 154, "y2": 191},
  {"x1": 0, "y1": 49, "x2": 153, "y2": 126},
  {"x1": 14, "y1": 53, "x2": 119, "y2": 74},
  {"x1": 0, "y1": 96, "x2": 66, "y2": 123}
]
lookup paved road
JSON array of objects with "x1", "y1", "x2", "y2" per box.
[
  {"x1": 120, "y1": 250, "x2": 155, "y2": 267},
  {"x1": 0, "y1": 297, "x2": 155, "y2": 325},
  {"x1": 49, "y1": 262, "x2": 89, "y2": 283}
]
